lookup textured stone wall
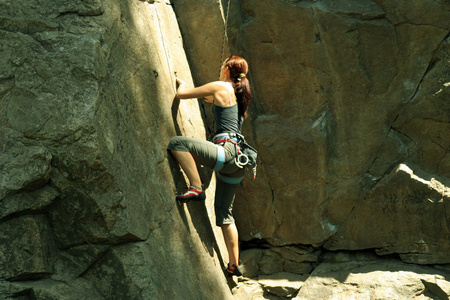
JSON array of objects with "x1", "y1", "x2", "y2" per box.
[
  {"x1": 221, "y1": 0, "x2": 449, "y2": 264},
  {"x1": 0, "y1": 0, "x2": 233, "y2": 298}
]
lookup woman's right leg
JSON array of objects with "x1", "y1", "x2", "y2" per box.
[
  {"x1": 221, "y1": 223, "x2": 240, "y2": 268},
  {"x1": 214, "y1": 176, "x2": 243, "y2": 276}
]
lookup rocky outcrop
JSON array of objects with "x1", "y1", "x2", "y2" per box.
[
  {"x1": 294, "y1": 252, "x2": 450, "y2": 300},
  {"x1": 1, "y1": 0, "x2": 231, "y2": 298},
  {"x1": 1, "y1": 0, "x2": 449, "y2": 298},
  {"x1": 234, "y1": 250, "x2": 450, "y2": 299},
  {"x1": 221, "y1": 0, "x2": 449, "y2": 263},
  {"x1": 325, "y1": 164, "x2": 450, "y2": 264}
]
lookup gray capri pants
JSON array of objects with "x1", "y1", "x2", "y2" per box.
[{"x1": 168, "y1": 136, "x2": 245, "y2": 226}]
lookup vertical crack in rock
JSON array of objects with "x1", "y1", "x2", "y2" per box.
[
  {"x1": 366, "y1": 113, "x2": 401, "y2": 181},
  {"x1": 268, "y1": 180, "x2": 282, "y2": 239},
  {"x1": 407, "y1": 31, "x2": 448, "y2": 104},
  {"x1": 321, "y1": 199, "x2": 360, "y2": 248},
  {"x1": 310, "y1": 6, "x2": 321, "y2": 43}
]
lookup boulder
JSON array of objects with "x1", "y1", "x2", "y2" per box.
[
  {"x1": 240, "y1": 245, "x2": 319, "y2": 278},
  {"x1": 259, "y1": 272, "x2": 308, "y2": 298},
  {"x1": 0, "y1": 140, "x2": 52, "y2": 200},
  {"x1": 51, "y1": 244, "x2": 109, "y2": 281},
  {"x1": 294, "y1": 259, "x2": 450, "y2": 300},
  {"x1": 0, "y1": 186, "x2": 59, "y2": 220},
  {"x1": 324, "y1": 164, "x2": 450, "y2": 264},
  {"x1": 234, "y1": 278, "x2": 273, "y2": 300},
  {"x1": 240, "y1": 248, "x2": 263, "y2": 278},
  {"x1": 0, "y1": 215, "x2": 55, "y2": 280},
  {"x1": 233, "y1": 252, "x2": 450, "y2": 300}
]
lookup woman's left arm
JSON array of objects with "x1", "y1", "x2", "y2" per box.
[{"x1": 176, "y1": 77, "x2": 218, "y2": 100}]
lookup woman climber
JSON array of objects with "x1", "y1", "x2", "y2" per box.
[{"x1": 167, "y1": 55, "x2": 252, "y2": 278}]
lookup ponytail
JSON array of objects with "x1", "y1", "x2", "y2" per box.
[
  {"x1": 223, "y1": 55, "x2": 253, "y2": 119},
  {"x1": 232, "y1": 77, "x2": 252, "y2": 119}
]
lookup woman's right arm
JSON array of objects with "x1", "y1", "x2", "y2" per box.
[{"x1": 203, "y1": 95, "x2": 214, "y2": 103}]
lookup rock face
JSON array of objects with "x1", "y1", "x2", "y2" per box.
[
  {"x1": 1, "y1": 0, "x2": 449, "y2": 298},
  {"x1": 221, "y1": 0, "x2": 449, "y2": 263},
  {"x1": 1, "y1": 0, "x2": 231, "y2": 298}
]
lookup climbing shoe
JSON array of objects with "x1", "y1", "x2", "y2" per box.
[
  {"x1": 176, "y1": 186, "x2": 206, "y2": 202},
  {"x1": 226, "y1": 264, "x2": 243, "y2": 277}
]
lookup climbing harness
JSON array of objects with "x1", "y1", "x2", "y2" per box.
[
  {"x1": 212, "y1": 132, "x2": 239, "y2": 145},
  {"x1": 212, "y1": 132, "x2": 257, "y2": 175},
  {"x1": 212, "y1": 133, "x2": 245, "y2": 184},
  {"x1": 219, "y1": 0, "x2": 231, "y2": 79},
  {"x1": 213, "y1": 132, "x2": 250, "y2": 169},
  {"x1": 217, "y1": 173, "x2": 243, "y2": 184},
  {"x1": 212, "y1": 132, "x2": 257, "y2": 181}
]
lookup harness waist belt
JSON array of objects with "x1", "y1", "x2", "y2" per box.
[
  {"x1": 214, "y1": 138, "x2": 239, "y2": 146},
  {"x1": 212, "y1": 133, "x2": 240, "y2": 144}
]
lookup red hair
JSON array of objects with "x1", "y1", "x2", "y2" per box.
[{"x1": 224, "y1": 55, "x2": 252, "y2": 119}]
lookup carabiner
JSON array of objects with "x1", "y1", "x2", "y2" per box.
[{"x1": 235, "y1": 153, "x2": 249, "y2": 168}]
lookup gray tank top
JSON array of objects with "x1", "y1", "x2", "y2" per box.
[
  {"x1": 212, "y1": 103, "x2": 243, "y2": 134},
  {"x1": 212, "y1": 82, "x2": 243, "y2": 134}
]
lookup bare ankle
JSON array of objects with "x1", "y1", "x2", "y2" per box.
[{"x1": 192, "y1": 184, "x2": 202, "y2": 191}]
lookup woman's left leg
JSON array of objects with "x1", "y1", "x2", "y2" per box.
[
  {"x1": 170, "y1": 150, "x2": 202, "y2": 191},
  {"x1": 168, "y1": 136, "x2": 219, "y2": 199}
]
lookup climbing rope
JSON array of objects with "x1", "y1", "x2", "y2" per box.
[
  {"x1": 154, "y1": 4, "x2": 177, "y2": 94},
  {"x1": 219, "y1": 0, "x2": 231, "y2": 79}
]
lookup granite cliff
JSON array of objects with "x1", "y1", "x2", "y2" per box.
[{"x1": 0, "y1": 0, "x2": 449, "y2": 299}]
